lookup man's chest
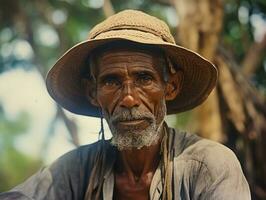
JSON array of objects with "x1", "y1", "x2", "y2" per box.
[{"x1": 113, "y1": 173, "x2": 154, "y2": 200}]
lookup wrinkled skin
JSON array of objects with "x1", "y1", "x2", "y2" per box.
[{"x1": 87, "y1": 47, "x2": 182, "y2": 200}]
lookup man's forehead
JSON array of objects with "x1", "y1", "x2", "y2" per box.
[
  {"x1": 88, "y1": 41, "x2": 167, "y2": 78},
  {"x1": 95, "y1": 49, "x2": 167, "y2": 76},
  {"x1": 98, "y1": 49, "x2": 159, "y2": 64}
]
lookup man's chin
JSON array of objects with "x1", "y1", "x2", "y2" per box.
[{"x1": 110, "y1": 126, "x2": 161, "y2": 150}]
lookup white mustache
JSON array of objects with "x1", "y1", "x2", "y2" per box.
[{"x1": 110, "y1": 107, "x2": 154, "y2": 124}]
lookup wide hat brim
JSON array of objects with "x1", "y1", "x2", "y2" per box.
[{"x1": 46, "y1": 29, "x2": 217, "y2": 117}]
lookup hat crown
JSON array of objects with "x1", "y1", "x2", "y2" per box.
[{"x1": 88, "y1": 9, "x2": 175, "y2": 44}]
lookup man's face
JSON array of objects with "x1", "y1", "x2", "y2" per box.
[{"x1": 92, "y1": 48, "x2": 168, "y2": 150}]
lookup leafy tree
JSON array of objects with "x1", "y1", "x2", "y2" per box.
[{"x1": 0, "y1": 107, "x2": 41, "y2": 191}]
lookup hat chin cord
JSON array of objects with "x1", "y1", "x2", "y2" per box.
[{"x1": 84, "y1": 109, "x2": 106, "y2": 199}]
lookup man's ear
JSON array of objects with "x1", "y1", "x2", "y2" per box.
[
  {"x1": 165, "y1": 70, "x2": 183, "y2": 101},
  {"x1": 82, "y1": 78, "x2": 99, "y2": 107}
]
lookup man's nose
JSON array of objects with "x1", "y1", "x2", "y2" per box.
[{"x1": 120, "y1": 82, "x2": 140, "y2": 108}]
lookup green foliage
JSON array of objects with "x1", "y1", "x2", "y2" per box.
[
  {"x1": 223, "y1": 0, "x2": 266, "y2": 89},
  {"x1": 174, "y1": 111, "x2": 195, "y2": 131},
  {"x1": 0, "y1": 112, "x2": 28, "y2": 137},
  {"x1": 0, "y1": 145, "x2": 42, "y2": 191},
  {"x1": 0, "y1": 108, "x2": 42, "y2": 191}
]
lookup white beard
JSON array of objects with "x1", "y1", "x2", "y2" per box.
[{"x1": 108, "y1": 100, "x2": 167, "y2": 150}]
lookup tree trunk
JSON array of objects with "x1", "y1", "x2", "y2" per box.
[
  {"x1": 173, "y1": 0, "x2": 224, "y2": 141},
  {"x1": 172, "y1": 0, "x2": 266, "y2": 198}
]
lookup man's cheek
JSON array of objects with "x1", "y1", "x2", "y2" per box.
[
  {"x1": 143, "y1": 86, "x2": 165, "y2": 98},
  {"x1": 142, "y1": 89, "x2": 165, "y2": 106},
  {"x1": 150, "y1": 93, "x2": 166, "y2": 118}
]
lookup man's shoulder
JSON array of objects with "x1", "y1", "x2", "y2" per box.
[
  {"x1": 171, "y1": 130, "x2": 250, "y2": 199},
  {"x1": 171, "y1": 128, "x2": 237, "y2": 162},
  {"x1": 2, "y1": 140, "x2": 114, "y2": 200},
  {"x1": 173, "y1": 130, "x2": 242, "y2": 178},
  {"x1": 170, "y1": 128, "x2": 240, "y2": 171},
  {"x1": 50, "y1": 139, "x2": 113, "y2": 168}
]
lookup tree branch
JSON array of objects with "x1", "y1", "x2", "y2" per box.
[
  {"x1": 14, "y1": 1, "x2": 80, "y2": 147},
  {"x1": 57, "y1": 106, "x2": 79, "y2": 146},
  {"x1": 103, "y1": 0, "x2": 115, "y2": 17},
  {"x1": 242, "y1": 33, "x2": 266, "y2": 77}
]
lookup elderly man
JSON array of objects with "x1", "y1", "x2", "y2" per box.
[{"x1": 0, "y1": 10, "x2": 250, "y2": 200}]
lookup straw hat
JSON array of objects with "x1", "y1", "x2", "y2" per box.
[{"x1": 46, "y1": 9, "x2": 217, "y2": 117}]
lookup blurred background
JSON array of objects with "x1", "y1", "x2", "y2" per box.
[{"x1": 0, "y1": 0, "x2": 265, "y2": 199}]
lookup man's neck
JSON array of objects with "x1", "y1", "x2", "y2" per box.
[{"x1": 115, "y1": 136, "x2": 162, "y2": 183}]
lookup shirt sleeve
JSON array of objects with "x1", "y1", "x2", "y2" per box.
[
  {"x1": 192, "y1": 140, "x2": 251, "y2": 200},
  {"x1": 0, "y1": 191, "x2": 33, "y2": 200},
  {"x1": 0, "y1": 149, "x2": 81, "y2": 200}
]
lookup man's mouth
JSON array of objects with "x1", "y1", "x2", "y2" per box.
[
  {"x1": 113, "y1": 118, "x2": 151, "y2": 130},
  {"x1": 117, "y1": 119, "x2": 147, "y2": 126}
]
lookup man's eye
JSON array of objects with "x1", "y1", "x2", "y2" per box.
[
  {"x1": 102, "y1": 77, "x2": 120, "y2": 87},
  {"x1": 136, "y1": 74, "x2": 153, "y2": 85}
]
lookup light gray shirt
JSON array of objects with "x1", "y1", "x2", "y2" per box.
[{"x1": 0, "y1": 128, "x2": 251, "y2": 199}]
